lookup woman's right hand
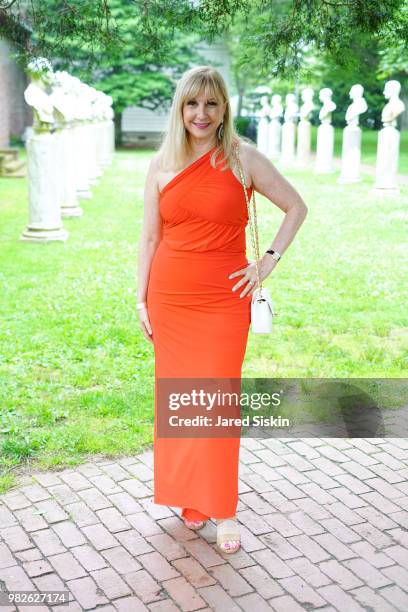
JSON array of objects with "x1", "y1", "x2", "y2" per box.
[{"x1": 138, "y1": 306, "x2": 153, "y2": 343}]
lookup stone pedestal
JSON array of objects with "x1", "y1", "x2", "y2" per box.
[
  {"x1": 373, "y1": 125, "x2": 400, "y2": 194},
  {"x1": 20, "y1": 132, "x2": 69, "y2": 242},
  {"x1": 54, "y1": 130, "x2": 65, "y2": 211},
  {"x1": 92, "y1": 123, "x2": 103, "y2": 178},
  {"x1": 95, "y1": 122, "x2": 105, "y2": 171},
  {"x1": 268, "y1": 119, "x2": 281, "y2": 158},
  {"x1": 296, "y1": 120, "x2": 311, "y2": 166},
  {"x1": 109, "y1": 119, "x2": 115, "y2": 161},
  {"x1": 74, "y1": 124, "x2": 92, "y2": 199},
  {"x1": 60, "y1": 127, "x2": 83, "y2": 217},
  {"x1": 101, "y1": 120, "x2": 112, "y2": 168},
  {"x1": 85, "y1": 123, "x2": 100, "y2": 186},
  {"x1": 281, "y1": 121, "x2": 296, "y2": 164},
  {"x1": 257, "y1": 117, "x2": 269, "y2": 155},
  {"x1": 338, "y1": 125, "x2": 362, "y2": 184},
  {"x1": 315, "y1": 123, "x2": 334, "y2": 174}
]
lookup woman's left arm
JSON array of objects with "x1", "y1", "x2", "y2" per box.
[{"x1": 242, "y1": 142, "x2": 309, "y2": 279}]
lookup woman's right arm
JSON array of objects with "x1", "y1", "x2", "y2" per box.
[{"x1": 137, "y1": 153, "x2": 162, "y2": 343}]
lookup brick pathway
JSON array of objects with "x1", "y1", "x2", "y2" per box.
[{"x1": 1, "y1": 437, "x2": 408, "y2": 611}]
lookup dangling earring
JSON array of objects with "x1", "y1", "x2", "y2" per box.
[{"x1": 217, "y1": 120, "x2": 224, "y2": 140}]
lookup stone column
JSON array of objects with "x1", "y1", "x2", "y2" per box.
[
  {"x1": 315, "y1": 123, "x2": 335, "y2": 174},
  {"x1": 281, "y1": 121, "x2": 296, "y2": 164},
  {"x1": 314, "y1": 88, "x2": 336, "y2": 174},
  {"x1": 296, "y1": 120, "x2": 312, "y2": 166},
  {"x1": 373, "y1": 80, "x2": 405, "y2": 195},
  {"x1": 20, "y1": 131, "x2": 69, "y2": 242},
  {"x1": 94, "y1": 121, "x2": 105, "y2": 170},
  {"x1": 257, "y1": 116, "x2": 269, "y2": 155},
  {"x1": 296, "y1": 88, "x2": 314, "y2": 166},
  {"x1": 338, "y1": 125, "x2": 362, "y2": 183},
  {"x1": 338, "y1": 84, "x2": 367, "y2": 184},
  {"x1": 373, "y1": 126, "x2": 401, "y2": 194},
  {"x1": 267, "y1": 119, "x2": 281, "y2": 158},
  {"x1": 60, "y1": 125, "x2": 83, "y2": 216},
  {"x1": 109, "y1": 119, "x2": 115, "y2": 162},
  {"x1": 92, "y1": 122, "x2": 103, "y2": 179},
  {"x1": 74, "y1": 123, "x2": 92, "y2": 199},
  {"x1": 85, "y1": 122, "x2": 100, "y2": 186},
  {"x1": 281, "y1": 93, "x2": 298, "y2": 165},
  {"x1": 101, "y1": 119, "x2": 114, "y2": 167}
]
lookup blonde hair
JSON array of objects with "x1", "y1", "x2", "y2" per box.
[{"x1": 157, "y1": 65, "x2": 241, "y2": 172}]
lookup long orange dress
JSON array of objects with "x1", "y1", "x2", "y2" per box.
[{"x1": 146, "y1": 145, "x2": 253, "y2": 520}]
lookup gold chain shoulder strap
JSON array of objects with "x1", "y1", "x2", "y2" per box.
[{"x1": 232, "y1": 142, "x2": 263, "y2": 292}]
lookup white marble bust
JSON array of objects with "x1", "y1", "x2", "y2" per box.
[
  {"x1": 318, "y1": 88, "x2": 336, "y2": 124},
  {"x1": 381, "y1": 80, "x2": 405, "y2": 127},
  {"x1": 345, "y1": 84, "x2": 367, "y2": 127},
  {"x1": 299, "y1": 88, "x2": 314, "y2": 121},
  {"x1": 284, "y1": 93, "x2": 298, "y2": 122},
  {"x1": 99, "y1": 91, "x2": 114, "y2": 120},
  {"x1": 92, "y1": 91, "x2": 106, "y2": 120},
  {"x1": 258, "y1": 95, "x2": 271, "y2": 118},
  {"x1": 269, "y1": 94, "x2": 283, "y2": 120},
  {"x1": 86, "y1": 87, "x2": 101, "y2": 121},
  {"x1": 49, "y1": 71, "x2": 77, "y2": 123},
  {"x1": 24, "y1": 58, "x2": 55, "y2": 129},
  {"x1": 72, "y1": 82, "x2": 94, "y2": 121},
  {"x1": 105, "y1": 95, "x2": 114, "y2": 121}
]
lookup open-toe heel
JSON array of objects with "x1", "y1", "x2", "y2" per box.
[
  {"x1": 216, "y1": 518, "x2": 241, "y2": 554},
  {"x1": 183, "y1": 519, "x2": 206, "y2": 530}
]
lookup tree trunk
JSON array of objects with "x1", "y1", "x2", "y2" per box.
[
  {"x1": 114, "y1": 112, "x2": 123, "y2": 147},
  {"x1": 237, "y1": 90, "x2": 244, "y2": 117},
  {"x1": 400, "y1": 94, "x2": 408, "y2": 131},
  {"x1": 234, "y1": 74, "x2": 246, "y2": 118}
]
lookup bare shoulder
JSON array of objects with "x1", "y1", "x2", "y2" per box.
[
  {"x1": 238, "y1": 139, "x2": 270, "y2": 168},
  {"x1": 237, "y1": 139, "x2": 256, "y2": 159},
  {"x1": 143, "y1": 153, "x2": 163, "y2": 200},
  {"x1": 234, "y1": 138, "x2": 269, "y2": 186},
  {"x1": 149, "y1": 151, "x2": 162, "y2": 173},
  {"x1": 234, "y1": 138, "x2": 308, "y2": 215},
  {"x1": 145, "y1": 151, "x2": 163, "y2": 189}
]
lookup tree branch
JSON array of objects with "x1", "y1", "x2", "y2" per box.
[
  {"x1": 321, "y1": 0, "x2": 353, "y2": 6},
  {"x1": 0, "y1": 0, "x2": 19, "y2": 9}
]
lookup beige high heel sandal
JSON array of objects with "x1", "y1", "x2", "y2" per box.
[
  {"x1": 183, "y1": 519, "x2": 206, "y2": 530},
  {"x1": 216, "y1": 518, "x2": 241, "y2": 554}
]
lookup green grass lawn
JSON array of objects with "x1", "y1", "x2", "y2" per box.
[{"x1": 0, "y1": 148, "x2": 407, "y2": 492}]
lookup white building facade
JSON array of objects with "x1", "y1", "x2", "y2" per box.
[{"x1": 121, "y1": 40, "x2": 232, "y2": 147}]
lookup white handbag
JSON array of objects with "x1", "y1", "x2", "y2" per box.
[
  {"x1": 251, "y1": 286, "x2": 275, "y2": 333},
  {"x1": 233, "y1": 144, "x2": 276, "y2": 334}
]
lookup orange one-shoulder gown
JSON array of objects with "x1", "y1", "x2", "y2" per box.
[{"x1": 146, "y1": 145, "x2": 253, "y2": 520}]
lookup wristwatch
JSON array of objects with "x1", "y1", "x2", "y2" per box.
[{"x1": 265, "y1": 249, "x2": 281, "y2": 262}]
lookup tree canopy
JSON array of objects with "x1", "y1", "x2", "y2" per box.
[
  {"x1": 2, "y1": 0, "x2": 407, "y2": 77},
  {"x1": 1, "y1": 0, "x2": 407, "y2": 131}
]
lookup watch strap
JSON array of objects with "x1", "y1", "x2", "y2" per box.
[{"x1": 265, "y1": 249, "x2": 281, "y2": 261}]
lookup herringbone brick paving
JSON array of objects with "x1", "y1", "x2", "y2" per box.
[{"x1": 1, "y1": 437, "x2": 408, "y2": 611}]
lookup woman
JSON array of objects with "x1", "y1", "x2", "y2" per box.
[{"x1": 137, "y1": 66, "x2": 308, "y2": 554}]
